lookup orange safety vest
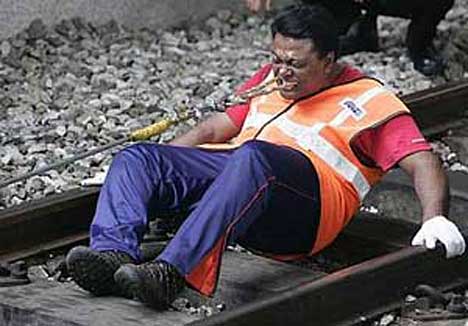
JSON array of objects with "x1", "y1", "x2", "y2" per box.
[{"x1": 228, "y1": 73, "x2": 410, "y2": 254}]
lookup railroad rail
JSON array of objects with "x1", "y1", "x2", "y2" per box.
[
  {"x1": 192, "y1": 169, "x2": 468, "y2": 326},
  {"x1": 1, "y1": 80, "x2": 468, "y2": 325}
]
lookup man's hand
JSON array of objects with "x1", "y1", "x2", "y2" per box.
[
  {"x1": 411, "y1": 215, "x2": 466, "y2": 258},
  {"x1": 244, "y1": 0, "x2": 272, "y2": 13},
  {"x1": 398, "y1": 151, "x2": 459, "y2": 257}
]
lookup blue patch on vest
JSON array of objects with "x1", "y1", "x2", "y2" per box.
[{"x1": 340, "y1": 98, "x2": 366, "y2": 120}]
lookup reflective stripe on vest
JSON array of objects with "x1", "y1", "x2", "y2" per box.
[{"x1": 242, "y1": 85, "x2": 386, "y2": 200}]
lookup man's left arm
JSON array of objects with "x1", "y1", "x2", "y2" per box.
[{"x1": 398, "y1": 151, "x2": 466, "y2": 258}]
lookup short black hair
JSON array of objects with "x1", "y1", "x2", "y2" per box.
[{"x1": 270, "y1": 4, "x2": 339, "y2": 59}]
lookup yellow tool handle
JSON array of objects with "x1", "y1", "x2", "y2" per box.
[
  {"x1": 129, "y1": 112, "x2": 192, "y2": 141},
  {"x1": 129, "y1": 119, "x2": 175, "y2": 141}
]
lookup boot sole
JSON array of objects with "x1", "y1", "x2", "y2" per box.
[
  {"x1": 66, "y1": 246, "x2": 119, "y2": 296},
  {"x1": 114, "y1": 265, "x2": 142, "y2": 301},
  {"x1": 114, "y1": 263, "x2": 183, "y2": 310}
]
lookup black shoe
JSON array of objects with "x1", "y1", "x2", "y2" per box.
[
  {"x1": 410, "y1": 47, "x2": 445, "y2": 77},
  {"x1": 339, "y1": 17, "x2": 379, "y2": 56},
  {"x1": 66, "y1": 246, "x2": 135, "y2": 296},
  {"x1": 114, "y1": 260, "x2": 185, "y2": 309}
]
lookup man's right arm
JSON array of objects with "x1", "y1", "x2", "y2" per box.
[{"x1": 169, "y1": 112, "x2": 241, "y2": 147}]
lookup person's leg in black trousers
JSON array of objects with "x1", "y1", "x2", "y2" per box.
[
  {"x1": 301, "y1": 0, "x2": 379, "y2": 55},
  {"x1": 300, "y1": 0, "x2": 453, "y2": 71},
  {"x1": 374, "y1": 0, "x2": 455, "y2": 75}
]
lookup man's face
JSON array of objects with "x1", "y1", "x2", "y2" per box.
[{"x1": 272, "y1": 33, "x2": 333, "y2": 100}]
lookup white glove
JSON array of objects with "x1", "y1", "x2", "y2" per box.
[{"x1": 411, "y1": 215, "x2": 466, "y2": 258}]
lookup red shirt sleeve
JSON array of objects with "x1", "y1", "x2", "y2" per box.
[
  {"x1": 334, "y1": 65, "x2": 364, "y2": 84},
  {"x1": 352, "y1": 114, "x2": 432, "y2": 172},
  {"x1": 225, "y1": 64, "x2": 273, "y2": 128}
]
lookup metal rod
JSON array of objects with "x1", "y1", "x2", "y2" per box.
[
  {"x1": 0, "y1": 115, "x2": 190, "y2": 189},
  {"x1": 0, "y1": 138, "x2": 128, "y2": 189}
]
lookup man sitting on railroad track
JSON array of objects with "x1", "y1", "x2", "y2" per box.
[{"x1": 66, "y1": 4, "x2": 466, "y2": 309}]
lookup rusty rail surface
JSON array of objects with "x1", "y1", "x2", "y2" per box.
[
  {"x1": 0, "y1": 187, "x2": 98, "y2": 261},
  {"x1": 191, "y1": 245, "x2": 468, "y2": 326},
  {"x1": 403, "y1": 79, "x2": 468, "y2": 132}
]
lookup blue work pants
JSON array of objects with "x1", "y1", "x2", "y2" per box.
[{"x1": 90, "y1": 140, "x2": 320, "y2": 294}]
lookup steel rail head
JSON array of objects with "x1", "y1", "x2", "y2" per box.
[
  {"x1": 403, "y1": 78, "x2": 468, "y2": 130},
  {"x1": 189, "y1": 245, "x2": 468, "y2": 326}
]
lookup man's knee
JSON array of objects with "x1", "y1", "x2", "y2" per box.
[
  {"x1": 112, "y1": 143, "x2": 165, "y2": 169},
  {"x1": 234, "y1": 140, "x2": 274, "y2": 162},
  {"x1": 231, "y1": 141, "x2": 292, "y2": 178}
]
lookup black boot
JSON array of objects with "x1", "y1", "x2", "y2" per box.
[
  {"x1": 114, "y1": 260, "x2": 185, "y2": 309},
  {"x1": 66, "y1": 246, "x2": 135, "y2": 296},
  {"x1": 339, "y1": 15, "x2": 379, "y2": 56},
  {"x1": 409, "y1": 46, "x2": 445, "y2": 77}
]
